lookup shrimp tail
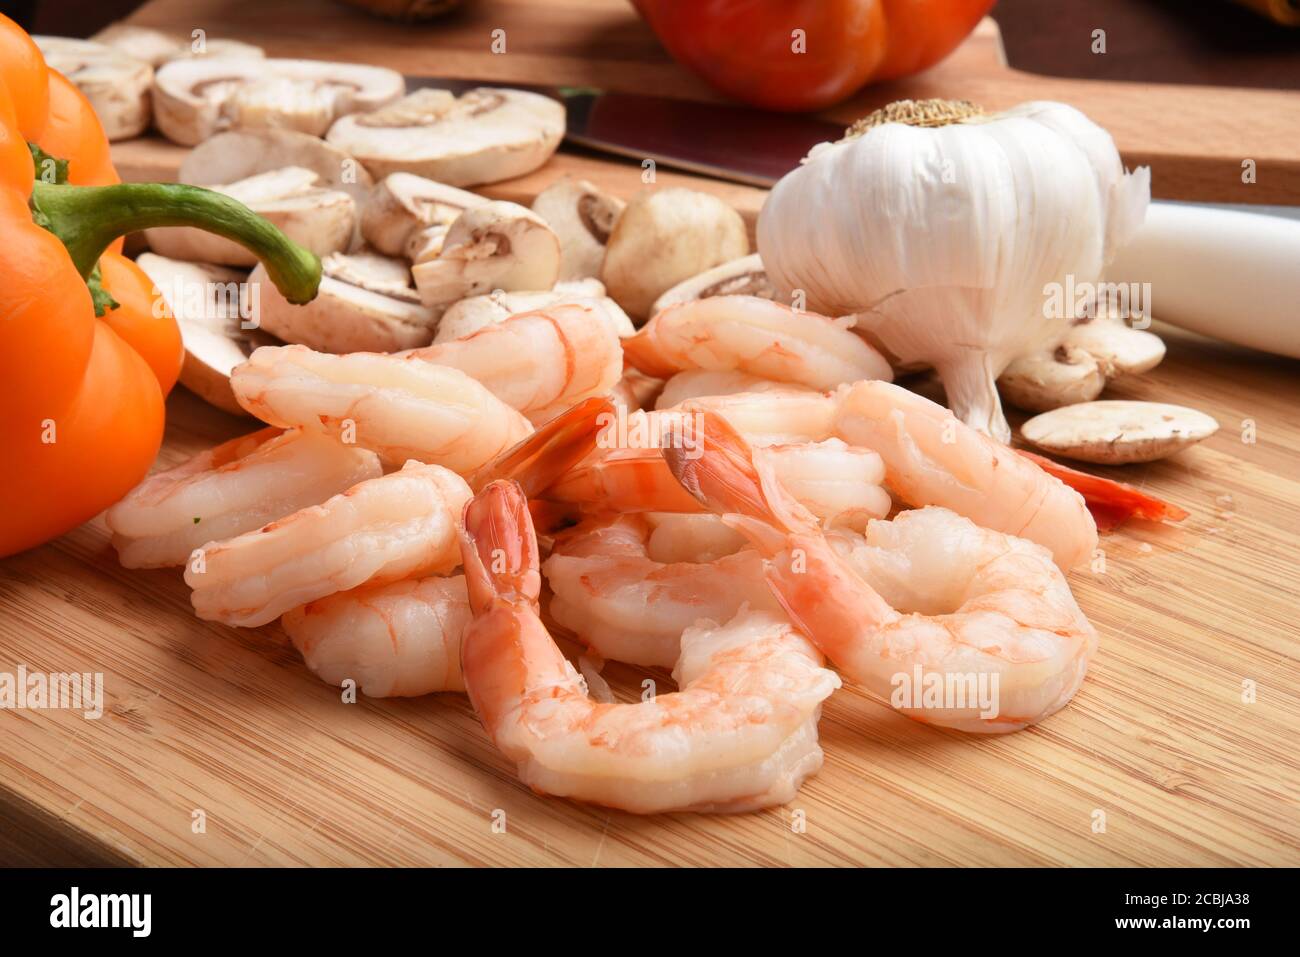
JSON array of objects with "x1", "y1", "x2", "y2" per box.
[
  {"x1": 663, "y1": 410, "x2": 819, "y2": 555},
  {"x1": 471, "y1": 396, "x2": 616, "y2": 496},
  {"x1": 459, "y1": 480, "x2": 542, "y2": 615},
  {"x1": 1016, "y1": 450, "x2": 1190, "y2": 529}
]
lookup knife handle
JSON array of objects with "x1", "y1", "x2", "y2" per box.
[{"x1": 1106, "y1": 202, "x2": 1300, "y2": 359}]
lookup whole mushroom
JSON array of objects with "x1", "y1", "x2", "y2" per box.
[{"x1": 601, "y1": 188, "x2": 749, "y2": 323}]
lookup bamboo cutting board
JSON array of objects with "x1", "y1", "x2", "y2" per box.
[{"x1": 2, "y1": 0, "x2": 1299, "y2": 866}]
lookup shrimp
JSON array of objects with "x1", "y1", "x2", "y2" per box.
[
  {"x1": 644, "y1": 512, "x2": 747, "y2": 563},
  {"x1": 106, "y1": 428, "x2": 380, "y2": 568},
  {"x1": 458, "y1": 480, "x2": 841, "y2": 813},
  {"x1": 543, "y1": 513, "x2": 782, "y2": 668},
  {"x1": 655, "y1": 370, "x2": 812, "y2": 411},
  {"x1": 230, "y1": 344, "x2": 532, "y2": 475},
  {"x1": 832, "y1": 380, "x2": 1097, "y2": 568},
  {"x1": 623, "y1": 295, "x2": 893, "y2": 389},
  {"x1": 405, "y1": 304, "x2": 622, "y2": 425},
  {"x1": 609, "y1": 367, "x2": 663, "y2": 412},
  {"x1": 272, "y1": 398, "x2": 615, "y2": 694},
  {"x1": 666, "y1": 412, "x2": 1099, "y2": 733},
  {"x1": 281, "y1": 576, "x2": 469, "y2": 697},
  {"x1": 185, "y1": 461, "x2": 470, "y2": 627},
  {"x1": 546, "y1": 437, "x2": 889, "y2": 531}
]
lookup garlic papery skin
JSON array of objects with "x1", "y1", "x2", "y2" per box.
[{"x1": 758, "y1": 99, "x2": 1150, "y2": 443}]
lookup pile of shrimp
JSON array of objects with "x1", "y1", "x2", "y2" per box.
[{"x1": 108, "y1": 294, "x2": 1116, "y2": 814}]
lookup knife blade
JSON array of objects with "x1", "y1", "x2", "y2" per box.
[{"x1": 404, "y1": 75, "x2": 842, "y2": 188}]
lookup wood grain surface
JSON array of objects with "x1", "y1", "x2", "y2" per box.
[
  {"x1": 2, "y1": 321, "x2": 1298, "y2": 866},
  {"x1": 109, "y1": 0, "x2": 1300, "y2": 204},
  {"x1": 2, "y1": 0, "x2": 1298, "y2": 867}
]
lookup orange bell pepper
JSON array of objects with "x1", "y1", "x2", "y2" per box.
[
  {"x1": 631, "y1": 0, "x2": 995, "y2": 111},
  {"x1": 0, "y1": 14, "x2": 322, "y2": 559}
]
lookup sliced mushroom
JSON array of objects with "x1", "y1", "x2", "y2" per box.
[
  {"x1": 410, "y1": 200, "x2": 560, "y2": 309},
  {"x1": 90, "y1": 24, "x2": 265, "y2": 67},
  {"x1": 531, "y1": 178, "x2": 625, "y2": 281},
  {"x1": 1000, "y1": 315, "x2": 1167, "y2": 412},
  {"x1": 361, "y1": 172, "x2": 488, "y2": 258},
  {"x1": 326, "y1": 87, "x2": 564, "y2": 186},
  {"x1": 650, "y1": 253, "x2": 773, "y2": 314},
  {"x1": 153, "y1": 57, "x2": 404, "y2": 145},
  {"x1": 249, "y1": 250, "x2": 437, "y2": 353},
  {"x1": 178, "y1": 127, "x2": 375, "y2": 241},
  {"x1": 601, "y1": 188, "x2": 750, "y2": 323},
  {"x1": 135, "y1": 252, "x2": 273, "y2": 416},
  {"x1": 34, "y1": 36, "x2": 153, "y2": 141},
  {"x1": 1021, "y1": 400, "x2": 1219, "y2": 465},
  {"x1": 433, "y1": 279, "x2": 632, "y2": 342},
  {"x1": 146, "y1": 166, "x2": 356, "y2": 266}
]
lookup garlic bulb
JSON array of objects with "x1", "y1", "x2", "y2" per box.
[{"x1": 758, "y1": 99, "x2": 1150, "y2": 442}]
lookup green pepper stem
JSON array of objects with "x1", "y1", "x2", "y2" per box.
[{"x1": 30, "y1": 181, "x2": 321, "y2": 304}]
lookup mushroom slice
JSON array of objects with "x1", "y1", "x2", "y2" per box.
[
  {"x1": 34, "y1": 36, "x2": 153, "y2": 141},
  {"x1": 326, "y1": 87, "x2": 564, "y2": 186},
  {"x1": 434, "y1": 279, "x2": 632, "y2": 342},
  {"x1": 153, "y1": 57, "x2": 405, "y2": 146},
  {"x1": 651, "y1": 253, "x2": 773, "y2": 314},
  {"x1": 146, "y1": 166, "x2": 356, "y2": 266},
  {"x1": 249, "y1": 250, "x2": 437, "y2": 353},
  {"x1": 361, "y1": 172, "x2": 488, "y2": 258},
  {"x1": 531, "y1": 178, "x2": 625, "y2": 281},
  {"x1": 1021, "y1": 400, "x2": 1219, "y2": 465},
  {"x1": 601, "y1": 188, "x2": 750, "y2": 323},
  {"x1": 411, "y1": 201, "x2": 560, "y2": 309},
  {"x1": 1066, "y1": 315, "x2": 1166, "y2": 378},
  {"x1": 135, "y1": 252, "x2": 272, "y2": 416},
  {"x1": 91, "y1": 24, "x2": 265, "y2": 67},
  {"x1": 998, "y1": 344, "x2": 1105, "y2": 413},
  {"x1": 1000, "y1": 315, "x2": 1167, "y2": 412}
]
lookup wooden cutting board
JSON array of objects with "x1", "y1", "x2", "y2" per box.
[
  {"x1": 107, "y1": 0, "x2": 1300, "y2": 206},
  {"x1": 2, "y1": 0, "x2": 1299, "y2": 866}
]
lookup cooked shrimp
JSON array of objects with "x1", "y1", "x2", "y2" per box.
[
  {"x1": 459, "y1": 480, "x2": 841, "y2": 813},
  {"x1": 186, "y1": 461, "x2": 470, "y2": 627},
  {"x1": 281, "y1": 575, "x2": 469, "y2": 697},
  {"x1": 609, "y1": 367, "x2": 663, "y2": 412},
  {"x1": 405, "y1": 304, "x2": 622, "y2": 425},
  {"x1": 832, "y1": 380, "x2": 1097, "y2": 568},
  {"x1": 666, "y1": 413, "x2": 1099, "y2": 733},
  {"x1": 655, "y1": 370, "x2": 812, "y2": 411},
  {"x1": 543, "y1": 513, "x2": 782, "y2": 668},
  {"x1": 623, "y1": 295, "x2": 893, "y2": 388},
  {"x1": 106, "y1": 428, "x2": 381, "y2": 568},
  {"x1": 274, "y1": 400, "x2": 614, "y2": 693},
  {"x1": 230, "y1": 344, "x2": 532, "y2": 474},
  {"x1": 644, "y1": 512, "x2": 747, "y2": 563},
  {"x1": 546, "y1": 437, "x2": 889, "y2": 530}
]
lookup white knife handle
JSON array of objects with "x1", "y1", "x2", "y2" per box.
[{"x1": 1106, "y1": 202, "x2": 1300, "y2": 359}]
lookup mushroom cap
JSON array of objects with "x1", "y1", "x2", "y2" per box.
[
  {"x1": 34, "y1": 35, "x2": 153, "y2": 141},
  {"x1": 410, "y1": 200, "x2": 560, "y2": 308},
  {"x1": 250, "y1": 251, "x2": 437, "y2": 354},
  {"x1": 135, "y1": 252, "x2": 271, "y2": 416},
  {"x1": 531, "y1": 178, "x2": 625, "y2": 281},
  {"x1": 326, "y1": 87, "x2": 564, "y2": 186},
  {"x1": 602, "y1": 187, "x2": 750, "y2": 322},
  {"x1": 651, "y1": 253, "x2": 772, "y2": 314},
  {"x1": 91, "y1": 24, "x2": 265, "y2": 67},
  {"x1": 146, "y1": 166, "x2": 356, "y2": 266},
  {"x1": 153, "y1": 57, "x2": 405, "y2": 145},
  {"x1": 1021, "y1": 400, "x2": 1219, "y2": 464},
  {"x1": 361, "y1": 172, "x2": 488, "y2": 258}
]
